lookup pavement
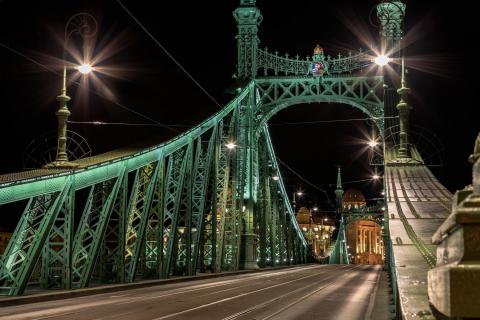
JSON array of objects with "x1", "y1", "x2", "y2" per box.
[
  {"x1": 0, "y1": 264, "x2": 391, "y2": 320},
  {"x1": 386, "y1": 165, "x2": 452, "y2": 319},
  {"x1": 0, "y1": 265, "x2": 303, "y2": 308}
]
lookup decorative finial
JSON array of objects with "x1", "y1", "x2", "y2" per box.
[
  {"x1": 314, "y1": 44, "x2": 324, "y2": 56},
  {"x1": 336, "y1": 166, "x2": 343, "y2": 190},
  {"x1": 240, "y1": 0, "x2": 256, "y2": 5}
]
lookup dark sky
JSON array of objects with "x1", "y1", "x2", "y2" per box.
[{"x1": 0, "y1": 0, "x2": 478, "y2": 216}]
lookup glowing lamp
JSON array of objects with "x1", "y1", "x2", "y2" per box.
[
  {"x1": 225, "y1": 142, "x2": 237, "y2": 150},
  {"x1": 374, "y1": 55, "x2": 391, "y2": 66},
  {"x1": 368, "y1": 140, "x2": 379, "y2": 148},
  {"x1": 77, "y1": 63, "x2": 94, "y2": 74}
]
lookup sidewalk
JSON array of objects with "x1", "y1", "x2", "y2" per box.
[{"x1": 0, "y1": 264, "x2": 309, "y2": 308}]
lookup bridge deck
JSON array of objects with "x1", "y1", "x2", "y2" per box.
[
  {"x1": 386, "y1": 165, "x2": 451, "y2": 319},
  {"x1": 0, "y1": 265, "x2": 389, "y2": 320}
]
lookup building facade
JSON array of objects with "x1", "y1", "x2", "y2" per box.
[
  {"x1": 295, "y1": 207, "x2": 334, "y2": 257},
  {"x1": 346, "y1": 220, "x2": 384, "y2": 265},
  {"x1": 342, "y1": 189, "x2": 384, "y2": 265}
]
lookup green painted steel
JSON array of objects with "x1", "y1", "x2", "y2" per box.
[
  {"x1": 71, "y1": 173, "x2": 124, "y2": 288},
  {"x1": 0, "y1": 0, "x2": 402, "y2": 296},
  {"x1": 329, "y1": 216, "x2": 350, "y2": 265},
  {"x1": 0, "y1": 181, "x2": 72, "y2": 295}
]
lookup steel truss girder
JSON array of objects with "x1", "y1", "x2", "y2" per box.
[
  {"x1": 71, "y1": 172, "x2": 124, "y2": 288},
  {"x1": 214, "y1": 109, "x2": 239, "y2": 272},
  {"x1": 0, "y1": 80, "x2": 314, "y2": 295},
  {"x1": 329, "y1": 216, "x2": 350, "y2": 264},
  {"x1": 40, "y1": 185, "x2": 74, "y2": 290},
  {"x1": 124, "y1": 162, "x2": 160, "y2": 282},
  {"x1": 257, "y1": 126, "x2": 310, "y2": 265},
  {"x1": 189, "y1": 129, "x2": 217, "y2": 275},
  {"x1": 0, "y1": 181, "x2": 72, "y2": 295},
  {"x1": 162, "y1": 145, "x2": 191, "y2": 277},
  {"x1": 100, "y1": 170, "x2": 128, "y2": 283}
]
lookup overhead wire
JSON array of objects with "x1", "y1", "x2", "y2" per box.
[
  {"x1": 270, "y1": 116, "x2": 398, "y2": 126},
  {"x1": 275, "y1": 156, "x2": 335, "y2": 209},
  {"x1": 68, "y1": 120, "x2": 193, "y2": 128},
  {"x1": 0, "y1": 40, "x2": 181, "y2": 133},
  {"x1": 115, "y1": 0, "x2": 223, "y2": 109}
]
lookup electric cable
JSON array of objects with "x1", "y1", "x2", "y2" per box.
[
  {"x1": 270, "y1": 116, "x2": 398, "y2": 126},
  {"x1": 116, "y1": 0, "x2": 223, "y2": 109},
  {"x1": 0, "y1": 40, "x2": 181, "y2": 133},
  {"x1": 276, "y1": 156, "x2": 335, "y2": 209}
]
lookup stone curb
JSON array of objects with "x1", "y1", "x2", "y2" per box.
[{"x1": 0, "y1": 264, "x2": 313, "y2": 308}]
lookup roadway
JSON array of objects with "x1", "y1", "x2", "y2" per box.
[{"x1": 0, "y1": 265, "x2": 389, "y2": 320}]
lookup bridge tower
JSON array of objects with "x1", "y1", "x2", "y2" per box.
[
  {"x1": 376, "y1": 0, "x2": 405, "y2": 53},
  {"x1": 376, "y1": 1, "x2": 406, "y2": 137},
  {"x1": 233, "y1": 0, "x2": 263, "y2": 79}
]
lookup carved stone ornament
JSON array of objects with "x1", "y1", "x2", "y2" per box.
[{"x1": 468, "y1": 132, "x2": 480, "y2": 164}]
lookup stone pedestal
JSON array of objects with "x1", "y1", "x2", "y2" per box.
[{"x1": 428, "y1": 154, "x2": 480, "y2": 318}]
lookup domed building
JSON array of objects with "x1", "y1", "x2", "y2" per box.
[
  {"x1": 343, "y1": 188, "x2": 367, "y2": 210},
  {"x1": 296, "y1": 207, "x2": 312, "y2": 225}
]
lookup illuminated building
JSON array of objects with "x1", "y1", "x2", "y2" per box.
[
  {"x1": 343, "y1": 190, "x2": 384, "y2": 265},
  {"x1": 0, "y1": 228, "x2": 12, "y2": 256},
  {"x1": 295, "y1": 207, "x2": 334, "y2": 257}
]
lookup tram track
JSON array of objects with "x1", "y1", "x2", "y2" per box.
[{"x1": 220, "y1": 265, "x2": 361, "y2": 320}]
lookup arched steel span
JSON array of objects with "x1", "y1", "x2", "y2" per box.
[{"x1": 0, "y1": 0, "x2": 390, "y2": 297}]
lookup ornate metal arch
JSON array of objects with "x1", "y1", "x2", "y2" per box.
[{"x1": 253, "y1": 76, "x2": 385, "y2": 136}]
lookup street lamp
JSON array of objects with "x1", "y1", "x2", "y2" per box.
[
  {"x1": 47, "y1": 13, "x2": 97, "y2": 169},
  {"x1": 368, "y1": 139, "x2": 379, "y2": 148},
  {"x1": 374, "y1": 54, "x2": 391, "y2": 66},
  {"x1": 225, "y1": 141, "x2": 237, "y2": 150},
  {"x1": 77, "y1": 63, "x2": 94, "y2": 74}
]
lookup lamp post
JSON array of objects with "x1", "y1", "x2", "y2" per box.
[{"x1": 47, "y1": 13, "x2": 97, "y2": 168}]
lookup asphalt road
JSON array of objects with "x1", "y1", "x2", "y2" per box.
[{"x1": 0, "y1": 265, "x2": 388, "y2": 320}]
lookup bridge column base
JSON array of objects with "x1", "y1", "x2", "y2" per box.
[{"x1": 239, "y1": 233, "x2": 259, "y2": 270}]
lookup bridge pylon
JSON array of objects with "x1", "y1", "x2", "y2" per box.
[{"x1": 233, "y1": 0, "x2": 262, "y2": 80}]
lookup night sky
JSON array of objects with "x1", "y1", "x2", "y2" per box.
[{"x1": 0, "y1": 0, "x2": 478, "y2": 222}]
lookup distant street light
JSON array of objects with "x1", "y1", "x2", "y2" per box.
[
  {"x1": 47, "y1": 13, "x2": 97, "y2": 168},
  {"x1": 272, "y1": 175, "x2": 280, "y2": 181},
  {"x1": 226, "y1": 142, "x2": 237, "y2": 150},
  {"x1": 296, "y1": 191, "x2": 304, "y2": 197},
  {"x1": 374, "y1": 54, "x2": 391, "y2": 66},
  {"x1": 372, "y1": 174, "x2": 381, "y2": 180}
]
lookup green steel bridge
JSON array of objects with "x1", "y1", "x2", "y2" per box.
[{"x1": 0, "y1": 1, "x2": 465, "y2": 319}]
